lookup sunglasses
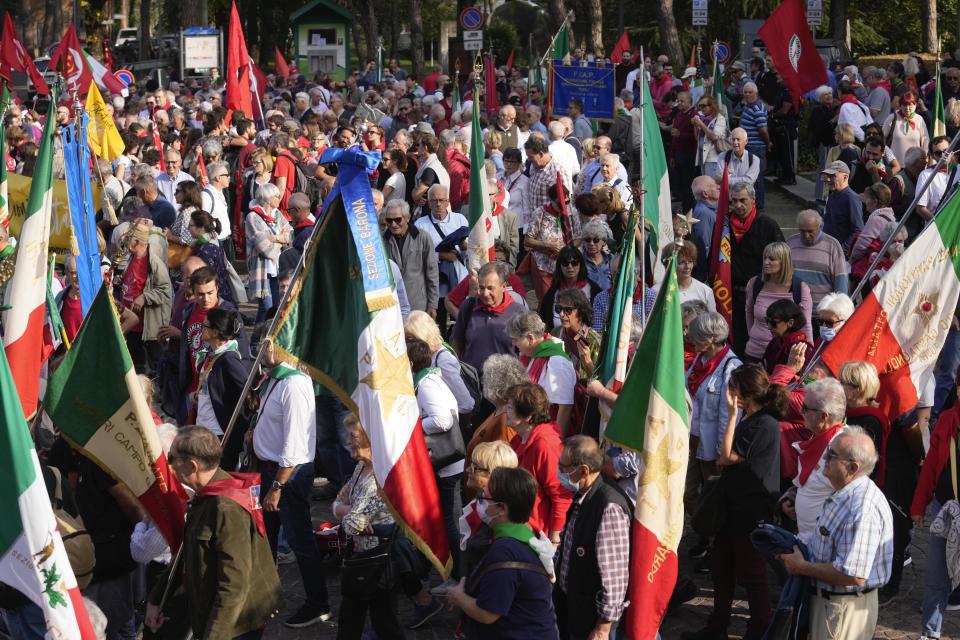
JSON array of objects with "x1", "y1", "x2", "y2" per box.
[
  {"x1": 555, "y1": 305, "x2": 576, "y2": 315},
  {"x1": 819, "y1": 318, "x2": 843, "y2": 328},
  {"x1": 583, "y1": 237, "x2": 602, "y2": 243},
  {"x1": 385, "y1": 216, "x2": 403, "y2": 224},
  {"x1": 696, "y1": 103, "x2": 709, "y2": 108},
  {"x1": 765, "y1": 318, "x2": 784, "y2": 328},
  {"x1": 560, "y1": 260, "x2": 580, "y2": 267}
]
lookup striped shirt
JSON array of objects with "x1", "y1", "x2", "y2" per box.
[
  {"x1": 808, "y1": 475, "x2": 894, "y2": 592},
  {"x1": 787, "y1": 233, "x2": 850, "y2": 305},
  {"x1": 740, "y1": 101, "x2": 769, "y2": 149}
]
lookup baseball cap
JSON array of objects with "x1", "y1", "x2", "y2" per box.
[
  {"x1": 821, "y1": 160, "x2": 850, "y2": 175},
  {"x1": 682, "y1": 67, "x2": 697, "y2": 79}
]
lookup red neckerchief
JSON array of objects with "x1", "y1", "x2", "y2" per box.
[
  {"x1": 195, "y1": 472, "x2": 267, "y2": 536},
  {"x1": 251, "y1": 205, "x2": 276, "y2": 225},
  {"x1": 519, "y1": 333, "x2": 560, "y2": 383},
  {"x1": 568, "y1": 278, "x2": 588, "y2": 290},
  {"x1": 493, "y1": 179, "x2": 506, "y2": 215},
  {"x1": 632, "y1": 280, "x2": 644, "y2": 300},
  {"x1": 770, "y1": 330, "x2": 810, "y2": 368},
  {"x1": 687, "y1": 345, "x2": 731, "y2": 396},
  {"x1": 729, "y1": 205, "x2": 757, "y2": 242},
  {"x1": 898, "y1": 109, "x2": 917, "y2": 130},
  {"x1": 839, "y1": 94, "x2": 859, "y2": 106},
  {"x1": 845, "y1": 405, "x2": 891, "y2": 485},
  {"x1": 795, "y1": 423, "x2": 844, "y2": 486},
  {"x1": 477, "y1": 294, "x2": 514, "y2": 314},
  {"x1": 294, "y1": 217, "x2": 314, "y2": 230}
]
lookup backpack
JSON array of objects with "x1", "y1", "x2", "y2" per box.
[
  {"x1": 434, "y1": 342, "x2": 483, "y2": 410},
  {"x1": 49, "y1": 467, "x2": 96, "y2": 590},
  {"x1": 751, "y1": 274, "x2": 804, "y2": 307},
  {"x1": 279, "y1": 150, "x2": 310, "y2": 195}
]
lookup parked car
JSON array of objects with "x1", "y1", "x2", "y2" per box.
[{"x1": 115, "y1": 28, "x2": 138, "y2": 47}]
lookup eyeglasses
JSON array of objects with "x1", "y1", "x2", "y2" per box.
[
  {"x1": 555, "y1": 305, "x2": 576, "y2": 315},
  {"x1": 385, "y1": 216, "x2": 403, "y2": 224},
  {"x1": 428, "y1": 198, "x2": 449, "y2": 204},
  {"x1": 800, "y1": 404, "x2": 823, "y2": 414},
  {"x1": 583, "y1": 237, "x2": 602, "y2": 243},
  {"x1": 765, "y1": 318, "x2": 784, "y2": 328},
  {"x1": 467, "y1": 461, "x2": 489, "y2": 473},
  {"x1": 560, "y1": 260, "x2": 580, "y2": 267},
  {"x1": 824, "y1": 448, "x2": 855, "y2": 463},
  {"x1": 475, "y1": 493, "x2": 500, "y2": 505},
  {"x1": 696, "y1": 103, "x2": 709, "y2": 108},
  {"x1": 819, "y1": 318, "x2": 844, "y2": 328}
]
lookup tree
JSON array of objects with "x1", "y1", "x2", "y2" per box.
[
  {"x1": 830, "y1": 0, "x2": 848, "y2": 44},
  {"x1": 546, "y1": 0, "x2": 566, "y2": 32},
  {"x1": 922, "y1": 0, "x2": 937, "y2": 54},
  {"x1": 409, "y1": 0, "x2": 423, "y2": 79},
  {"x1": 586, "y1": 0, "x2": 602, "y2": 57},
  {"x1": 653, "y1": 0, "x2": 682, "y2": 66},
  {"x1": 139, "y1": 0, "x2": 151, "y2": 59},
  {"x1": 181, "y1": 0, "x2": 208, "y2": 29}
]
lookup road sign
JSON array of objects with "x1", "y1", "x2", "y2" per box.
[
  {"x1": 807, "y1": 0, "x2": 822, "y2": 25},
  {"x1": 692, "y1": 0, "x2": 708, "y2": 26},
  {"x1": 711, "y1": 41, "x2": 730, "y2": 63},
  {"x1": 460, "y1": 8, "x2": 483, "y2": 31},
  {"x1": 464, "y1": 30, "x2": 483, "y2": 41},
  {"x1": 464, "y1": 36, "x2": 484, "y2": 51}
]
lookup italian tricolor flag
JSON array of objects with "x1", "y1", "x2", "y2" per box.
[
  {"x1": 0, "y1": 81, "x2": 8, "y2": 228},
  {"x1": 931, "y1": 71, "x2": 946, "y2": 139},
  {"x1": 466, "y1": 84, "x2": 494, "y2": 271},
  {"x1": 44, "y1": 285, "x2": 188, "y2": 550},
  {"x1": 822, "y1": 190, "x2": 960, "y2": 420},
  {"x1": 271, "y1": 186, "x2": 451, "y2": 574},
  {"x1": 604, "y1": 256, "x2": 690, "y2": 639},
  {"x1": 2, "y1": 83, "x2": 58, "y2": 418},
  {"x1": 637, "y1": 74, "x2": 673, "y2": 281},
  {"x1": 0, "y1": 340, "x2": 96, "y2": 639}
]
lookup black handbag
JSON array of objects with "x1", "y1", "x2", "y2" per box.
[
  {"x1": 692, "y1": 476, "x2": 727, "y2": 538},
  {"x1": 341, "y1": 536, "x2": 397, "y2": 599},
  {"x1": 423, "y1": 424, "x2": 466, "y2": 471}
]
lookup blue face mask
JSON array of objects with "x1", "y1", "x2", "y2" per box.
[
  {"x1": 819, "y1": 325, "x2": 838, "y2": 342},
  {"x1": 557, "y1": 468, "x2": 579, "y2": 493}
]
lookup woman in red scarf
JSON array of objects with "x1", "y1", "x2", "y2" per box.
[
  {"x1": 882, "y1": 91, "x2": 929, "y2": 167},
  {"x1": 839, "y1": 361, "x2": 889, "y2": 485},
  {"x1": 761, "y1": 299, "x2": 813, "y2": 375},
  {"x1": 538, "y1": 245, "x2": 602, "y2": 331},
  {"x1": 524, "y1": 183, "x2": 580, "y2": 300}
]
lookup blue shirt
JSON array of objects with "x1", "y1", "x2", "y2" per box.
[
  {"x1": 740, "y1": 101, "x2": 768, "y2": 149},
  {"x1": 692, "y1": 200, "x2": 717, "y2": 256},
  {"x1": 148, "y1": 194, "x2": 177, "y2": 229},
  {"x1": 582, "y1": 248, "x2": 612, "y2": 290},
  {"x1": 808, "y1": 475, "x2": 893, "y2": 592},
  {"x1": 823, "y1": 186, "x2": 864, "y2": 250},
  {"x1": 464, "y1": 536, "x2": 559, "y2": 640}
]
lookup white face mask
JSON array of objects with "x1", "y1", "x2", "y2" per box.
[{"x1": 476, "y1": 498, "x2": 496, "y2": 525}]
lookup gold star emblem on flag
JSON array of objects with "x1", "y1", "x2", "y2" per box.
[{"x1": 360, "y1": 335, "x2": 415, "y2": 416}]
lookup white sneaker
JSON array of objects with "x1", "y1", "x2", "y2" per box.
[
  {"x1": 429, "y1": 578, "x2": 458, "y2": 596},
  {"x1": 313, "y1": 476, "x2": 330, "y2": 488}
]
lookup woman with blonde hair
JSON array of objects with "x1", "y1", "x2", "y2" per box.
[
  {"x1": 691, "y1": 94, "x2": 729, "y2": 179},
  {"x1": 838, "y1": 361, "x2": 889, "y2": 483},
  {"x1": 826, "y1": 122, "x2": 860, "y2": 169},
  {"x1": 744, "y1": 241, "x2": 812, "y2": 362},
  {"x1": 403, "y1": 310, "x2": 476, "y2": 423},
  {"x1": 460, "y1": 440, "x2": 520, "y2": 573}
]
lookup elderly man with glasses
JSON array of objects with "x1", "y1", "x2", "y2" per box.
[
  {"x1": 382, "y1": 199, "x2": 440, "y2": 317},
  {"x1": 155, "y1": 148, "x2": 195, "y2": 210},
  {"x1": 201, "y1": 161, "x2": 235, "y2": 259}
]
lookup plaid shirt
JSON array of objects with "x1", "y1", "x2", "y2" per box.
[
  {"x1": 557, "y1": 496, "x2": 631, "y2": 622},
  {"x1": 527, "y1": 156, "x2": 573, "y2": 215},
  {"x1": 808, "y1": 475, "x2": 894, "y2": 592}
]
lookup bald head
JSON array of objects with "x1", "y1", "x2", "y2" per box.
[
  {"x1": 594, "y1": 136, "x2": 612, "y2": 154},
  {"x1": 181, "y1": 256, "x2": 205, "y2": 282}
]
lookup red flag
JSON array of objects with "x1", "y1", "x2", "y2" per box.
[
  {"x1": 610, "y1": 30, "x2": 631, "y2": 63},
  {"x1": 505, "y1": 49, "x2": 514, "y2": 69},
  {"x1": 708, "y1": 166, "x2": 733, "y2": 324},
  {"x1": 49, "y1": 24, "x2": 94, "y2": 96},
  {"x1": 152, "y1": 121, "x2": 166, "y2": 173},
  {"x1": 232, "y1": 168, "x2": 247, "y2": 259},
  {"x1": 484, "y1": 54, "x2": 497, "y2": 116},
  {"x1": 758, "y1": 0, "x2": 828, "y2": 106},
  {"x1": 274, "y1": 46, "x2": 290, "y2": 79},
  {"x1": 0, "y1": 13, "x2": 49, "y2": 94},
  {"x1": 226, "y1": 1, "x2": 253, "y2": 117},
  {"x1": 196, "y1": 150, "x2": 209, "y2": 187},
  {"x1": 249, "y1": 60, "x2": 267, "y2": 120},
  {"x1": 102, "y1": 39, "x2": 113, "y2": 73}
]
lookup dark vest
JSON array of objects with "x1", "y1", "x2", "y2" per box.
[{"x1": 554, "y1": 476, "x2": 631, "y2": 636}]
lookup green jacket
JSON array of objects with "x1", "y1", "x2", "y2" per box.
[{"x1": 150, "y1": 469, "x2": 285, "y2": 639}]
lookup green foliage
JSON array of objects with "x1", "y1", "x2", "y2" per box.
[{"x1": 488, "y1": 18, "x2": 519, "y2": 63}]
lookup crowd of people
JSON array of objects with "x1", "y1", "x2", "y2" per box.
[{"x1": 3, "y1": 40, "x2": 960, "y2": 640}]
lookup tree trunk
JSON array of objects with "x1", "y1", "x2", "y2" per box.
[
  {"x1": 587, "y1": 0, "x2": 602, "y2": 57},
  {"x1": 42, "y1": 0, "x2": 58, "y2": 53},
  {"x1": 409, "y1": 0, "x2": 424, "y2": 79},
  {"x1": 922, "y1": 0, "x2": 937, "y2": 54},
  {"x1": 547, "y1": 0, "x2": 566, "y2": 32},
  {"x1": 181, "y1": 0, "x2": 208, "y2": 29},
  {"x1": 829, "y1": 0, "x2": 848, "y2": 44},
  {"x1": 139, "y1": 0, "x2": 151, "y2": 59},
  {"x1": 361, "y1": 0, "x2": 379, "y2": 67},
  {"x1": 653, "y1": 0, "x2": 682, "y2": 67}
]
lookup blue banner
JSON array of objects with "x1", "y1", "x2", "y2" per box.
[
  {"x1": 61, "y1": 113, "x2": 101, "y2": 316},
  {"x1": 320, "y1": 147, "x2": 394, "y2": 311},
  {"x1": 550, "y1": 60, "x2": 616, "y2": 121}
]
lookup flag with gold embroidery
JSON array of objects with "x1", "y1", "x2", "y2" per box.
[
  {"x1": 604, "y1": 255, "x2": 689, "y2": 639},
  {"x1": 269, "y1": 147, "x2": 451, "y2": 576}
]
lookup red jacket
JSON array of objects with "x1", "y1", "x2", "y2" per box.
[
  {"x1": 770, "y1": 364, "x2": 811, "y2": 481},
  {"x1": 446, "y1": 148, "x2": 471, "y2": 212},
  {"x1": 511, "y1": 422, "x2": 572, "y2": 534},
  {"x1": 912, "y1": 405, "x2": 960, "y2": 516}
]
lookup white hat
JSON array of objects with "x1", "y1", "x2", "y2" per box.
[{"x1": 682, "y1": 66, "x2": 697, "y2": 79}]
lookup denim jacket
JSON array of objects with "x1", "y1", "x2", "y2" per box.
[{"x1": 687, "y1": 350, "x2": 742, "y2": 461}]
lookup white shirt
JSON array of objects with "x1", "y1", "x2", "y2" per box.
[
  {"x1": 548, "y1": 139, "x2": 581, "y2": 180},
  {"x1": 528, "y1": 354, "x2": 576, "y2": 406},
  {"x1": 838, "y1": 100, "x2": 873, "y2": 141},
  {"x1": 252, "y1": 371, "x2": 317, "y2": 467},
  {"x1": 580, "y1": 158, "x2": 628, "y2": 195},
  {"x1": 502, "y1": 170, "x2": 531, "y2": 230},
  {"x1": 678, "y1": 279, "x2": 717, "y2": 311},
  {"x1": 624, "y1": 68, "x2": 642, "y2": 97},
  {"x1": 602, "y1": 176, "x2": 633, "y2": 209},
  {"x1": 793, "y1": 440, "x2": 838, "y2": 545},
  {"x1": 201, "y1": 185, "x2": 232, "y2": 240},
  {"x1": 416, "y1": 371, "x2": 464, "y2": 478},
  {"x1": 384, "y1": 172, "x2": 407, "y2": 202},
  {"x1": 916, "y1": 167, "x2": 959, "y2": 211},
  {"x1": 196, "y1": 389, "x2": 223, "y2": 436},
  {"x1": 155, "y1": 171, "x2": 195, "y2": 209},
  {"x1": 414, "y1": 210, "x2": 470, "y2": 295}
]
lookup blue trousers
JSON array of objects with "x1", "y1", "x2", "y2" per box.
[
  {"x1": 260, "y1": 463, "x2": 330, "y2": 611},
  {"x1": 933, "y1": 328, "x2": 960, "y2": 424},
  {"x1": 83, "y1": 571, "x2": 138, "y2": 640},
  {"x1": 921, "y1": 501, "x2": 950, "y2": 638},
  {"x1": 315, "y1": 394, "x2": 355, "y2": 489},
  {"x1": 747, "y1": 144, "x2": 767, "y2": 210}
]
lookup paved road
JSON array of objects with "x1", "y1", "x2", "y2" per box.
[{"x1": 261, "y1": 179, "x2": 956, "y2": 639}]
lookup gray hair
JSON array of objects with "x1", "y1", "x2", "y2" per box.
[
  {"x1": 477, "y1": 260, "x2": 509, "y2": 285},
  {"x1": 599, "y1": 153, "x2": 619, "y2": 168},
  {"x1": 96, "y1": 157, "x2": 114, "y2": 176},
  {"x1": 815, "y1": 85, "x2": 833, "y2": 102},
  {"x1": 681, "y1": 299, "x2": 709, "y2": 321},
  {"x1": 132, "y1": 163, "x2": 155, "y2": 179},
  {"x1": 547, "y1": 120, "x2": 565, "y2": 139},
  {"x1": 834, "y1": 425, "x2": 878, "y2": 476},
  {"x1": 393, "y1": 129, "x2": 412, "y2": 148},
  {"x1": 164, "y1": 148, "x2": 182, "y2": 162},
  {"x1": 505, "y1": 310, "x2": 545, "y2": 338},
  {"x1": 383, "y1": 199, "x2": 411, "y2": 219},
  {"x1": 438, "y1": 128, "x2": 457, "y2": 146},
  {"x1": 742, "y1": 81, "x2": 758, "y2": 93},
  {"x1": 581, "y1": 219, "x2": 611, "y2": 242},
  {"x1": 797, "y1": 209, "x2": 823, "y2": 228},
  {"x1": 629, "y1": 313, "x2": 644, "y2": 342},
  {"x1": 691, "y1": 175, "x2": 715, "y2": 200},
  {"x1": 687, "y1": 311, "x2": 729, "y2": 345},
  {"x1": 288, "y1": 192, "x2": 311, "y2": 211},
  {"x1": 427, "y1": 183, "x2": 448, "y2": 200},
  {"x1": 201, "y1": 139, "x2": 222, "y2": 157},
  {"x1": 255, "y1": 182, "x2": 281, "y2": 205},
  {"x1": 817, "y1": 293, "x2": 855, "y2": 320},
  {"x1": 804, "y1": 377, "x2": 847, "y2": 424},
  {"x1": 482, "y1": 354, "x2": 531, "y2": 405},
  {"x1": 730, "y1": 181, "x2": 755, "y2": 198},
  {"x1": 206, "y1": 161, "x2": 228, "y2": 178},
  {"x1": 903, "y1": 146, "x2": 927, "y2": 167}
]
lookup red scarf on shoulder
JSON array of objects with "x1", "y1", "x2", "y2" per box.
[
  {"x1": 687, "y1": 345, "x2": 730, "y2": 396},
  {"x1": 519, "y1": 334, "x2": 569, "y2": 383},
  {"x1": 795, "y1": 423, "x2": 844, "y2": 486},
  {"x1": 195, "y1": 472, "x2": 267, "y2": 537},
  {"x1": 250, "y1": 205, "x2": 276, "y2": 225}
]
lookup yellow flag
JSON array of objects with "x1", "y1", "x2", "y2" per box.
[{"x1": 85, "y1": 83, "x2": 124, "y2": 162}]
